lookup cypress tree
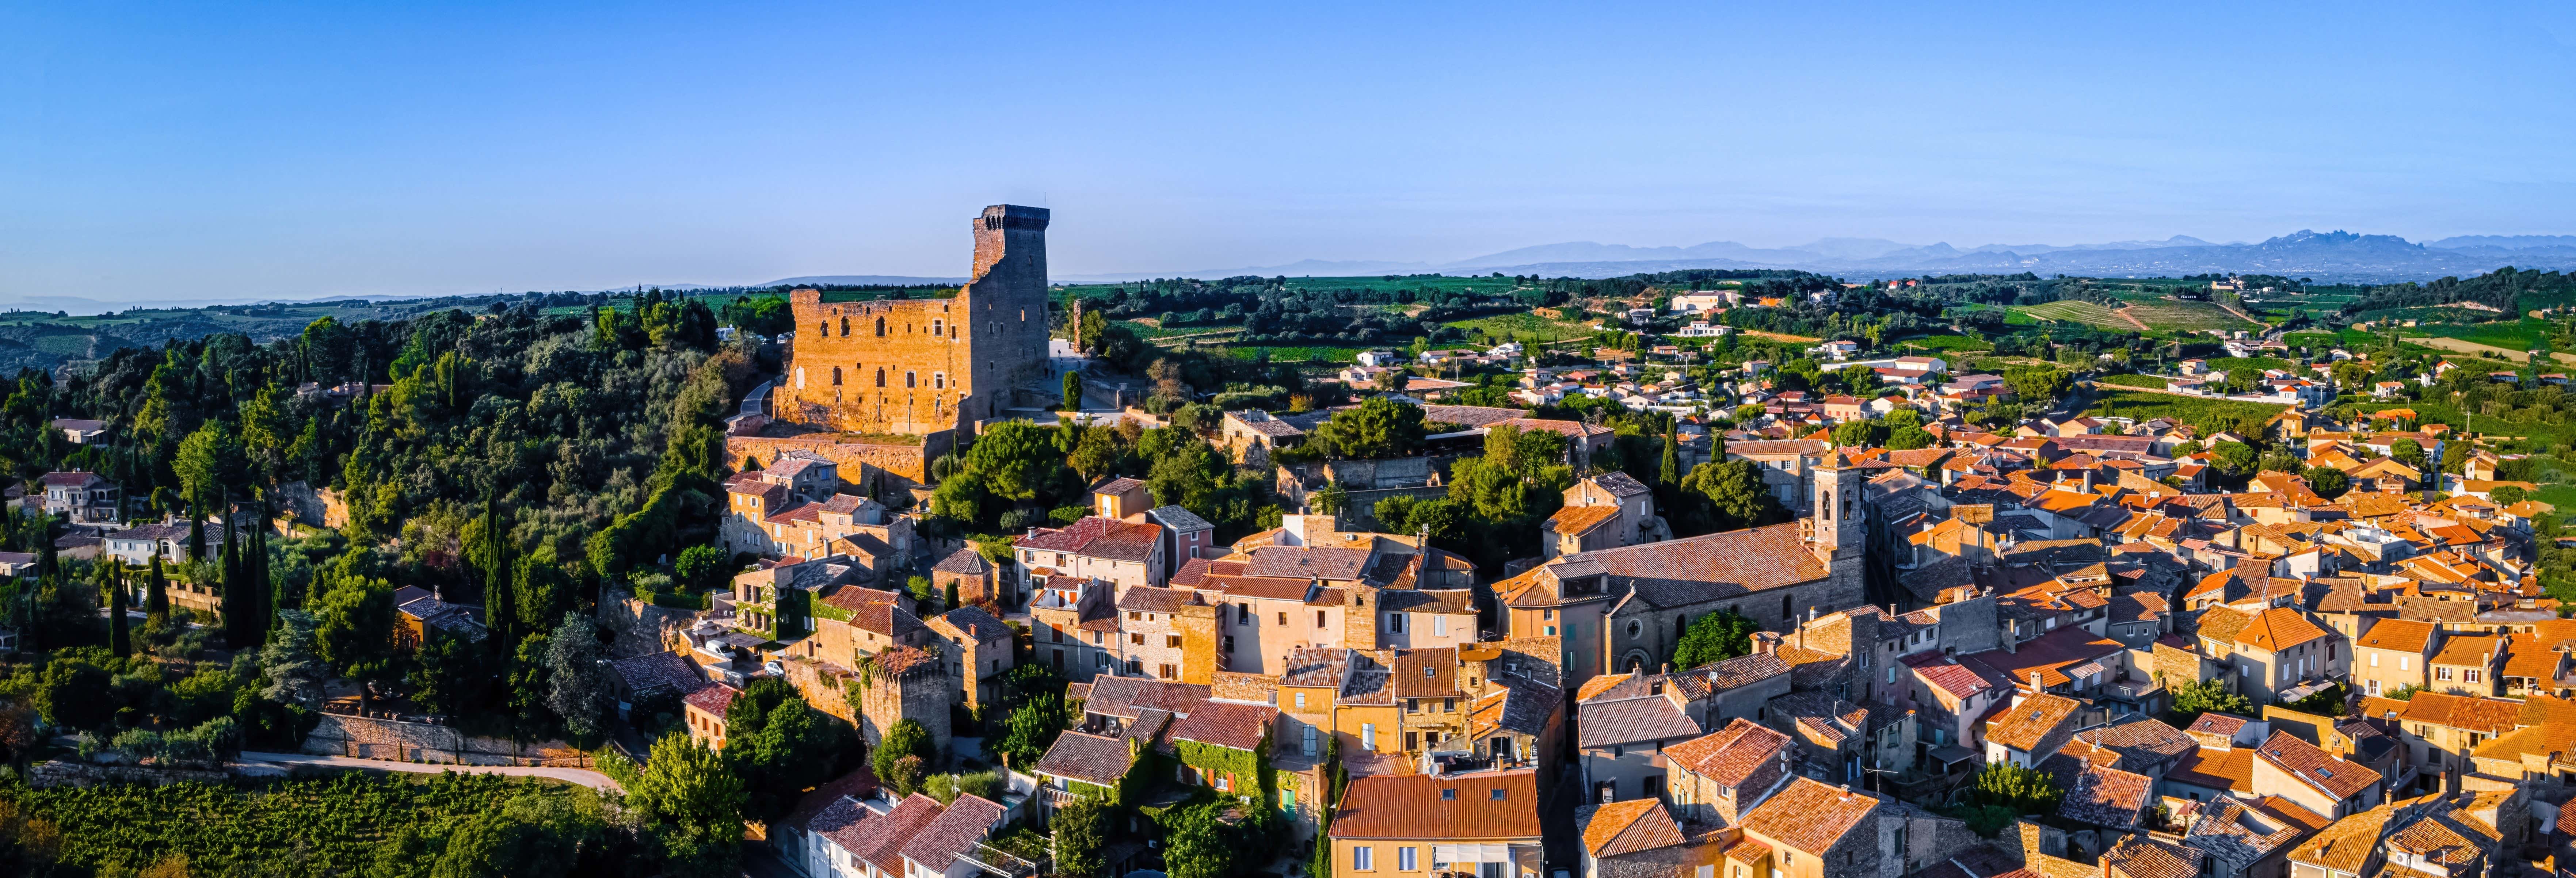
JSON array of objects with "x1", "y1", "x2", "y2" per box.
[
  {"x1": 145, "y1": 554, "x2": 169, "y2": 623},
  {"x1": 108, "y1": 560, "x2": 130, "y2": 658},
  {"x1": 481, "y1": 488, "x2": 512, "y2": 655},
  {"x1": 188, "y1": 495, "x2": 206, "y2": 563},
  {"x1": 220, "y1": 524, "x2": 241, "y2": 647},
  {"x1": 1659, "y1": 423, "x2": 1680, "y2": 488},
  {"x1": 251, "y1": 504, "x2": 274, "y2": 641}
]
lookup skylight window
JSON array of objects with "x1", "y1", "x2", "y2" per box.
[
  {"x1": 1441, "y1": 789, "x2": 1456, "y2": 801},
  {"x1": 1490, "y1": 789, "x2": 1506, "y2": 800}
]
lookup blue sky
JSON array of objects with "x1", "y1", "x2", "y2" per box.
[{"x1": 6, "y1": 1, "x2": 2576, "y2": 301}]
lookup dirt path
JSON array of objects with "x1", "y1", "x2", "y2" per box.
[
  {"x1": 2112, "y1": 306, "x2": 2152, "y2": 332},
  {"x1": 2212, "y1": 298, "x2": 2268, "y2": 328},
  {"x1": 2406, "y1": 335, "x2": 2576, "y2": 366}
]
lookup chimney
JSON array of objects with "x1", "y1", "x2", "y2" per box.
[{"x1": 1752, "y1": 631, "x2": 1783, "y2": 656}]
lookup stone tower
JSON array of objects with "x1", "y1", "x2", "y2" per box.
[
  {"x1": 1808, "y1": 450, "x2": 1870, "y2": 602},
  {"x1": 960, "y1": 205, "x2": 1051, "y2": 423}
]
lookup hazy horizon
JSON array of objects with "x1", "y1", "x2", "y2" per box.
[{"x1": 9, "y1": 1, "x2": 2576, "y2": 300}]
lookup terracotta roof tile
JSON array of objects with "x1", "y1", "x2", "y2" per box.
[
  {"x1": 1330, "y1": 771, "x2": 1542, "y2": 840},
  {"x1": 1738, "y1": 776, "x2": 1880, "y2": 855},
  {"x1": 1662, "y1": 718, "x2": 1792, "y2": 787},
  {"x1": 1578, "y1": 799, "x2": 1685, "y2": 858}
]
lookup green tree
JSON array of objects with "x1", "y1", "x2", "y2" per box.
[
  {"x1": 1307, "y1": 397, "x2": 1428, "y2": 459},
  {"x1": 1970, "y1": 762, "x2": 2064, "y2": 815},
  {"x1": 673, "y1": 544, "x2": 727, "y2": 591},
  {"x1": 2391, "y1": 438, "x2": 2426, "y2": 470},
  {"x1": 545, "y1": 611, "x2": 614, "y2": 746},
  {"x1": 627, "y1": 733, "x2": 747, "y2": 878},
  {"x1": 107, "y1": 562, "x2": 130, "y2": 658},
  {"x1": 2258, "y1": 450, "x2": 2301, "y2": 475},
  {"x1": 1658, "y1": 424, "x2": 1680, "y2": 488},
  {"x1": 2168, "y1": 677, "x2": 2254, "y2": 726},
  {"x1": 965, "y1": 421, "x2": 1075, "y2": 504},
  {"x1": 2211, "y1": 441, "x2": 2258, "y2": 478},
  {"x1": 1681, "y1": 460, "x2": 1787, "y2": 533},
  {"x1": 1830, "y1": 419, "x2": 1885, "y2": 448},
  {"x1": 1672, "y1": 609, "x2": 1757, "y2": 669},
  {"x1": 260, "y1": 609, "x2": 327, "y2": 711},
  {"x1": 1160, "y1": 801, "x2": 1237, "y2": 878},
  {"x1": 873, "y1": 719, "x2": 937, "y2": 793},
  {"x1": 312, "y1": 574, "x2": 396, "y2": 679},
  {"x1": 1062, "y1": 371, "x2": 1084, "y2": 411},
  {"x1": 144, "y1": 555, "x2": 169, "y2": 624},
  {"x1": 1053, "y1": 795, "x2": 1108, "y2": 878},
  {"x1": 2003, "y1": 365, "x2": 2073, "y2": 404},
  {"x1": 2492, "y1": 485, "x2": 2530, "y2": 506},
  {"x1": 995, "y1": 693, "x2": 1070, "y2": 770},
  {"x1": 725, "y1": 678, "x2": 843, "y2": 822},
  {"x1": 2303, "y1": 466, "x2": 2351, "y2": 499}
]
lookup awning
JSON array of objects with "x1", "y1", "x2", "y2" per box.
[{"x1": 1929, "y1": 745, "x2": 1980, "y2": 767}]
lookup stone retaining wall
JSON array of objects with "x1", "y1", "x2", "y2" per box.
[
  {"x1": 28, "y1": 760, "x2": 234, "y2": 788},
  {"x1": 302, "y1": 713, "x2": 585, "y2": 767}
]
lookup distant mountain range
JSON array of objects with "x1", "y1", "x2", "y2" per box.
[{"x1": 1064, "y1": 230, "x2": 2576, "y2": 284}]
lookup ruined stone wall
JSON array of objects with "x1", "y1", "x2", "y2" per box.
[
  {"x1": 596, "y1": 590, "x2": 705, "y2": 658},
  {"x1": 303, "y1": 714, "x2": 584, "y2": 766},
  {"x1": 30, "y1": 761, "x2": 234, "y2": 788},
  {"x1": 961, "y1": 205, "x2": 1052, "y2": 413},
  {"x1": 727, "y1": 432, "x2": 950, "y2": 494}
]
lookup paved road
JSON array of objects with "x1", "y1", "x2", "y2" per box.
[{"x1": 237, "y1": 751, "x2": 622, "y2": 791}]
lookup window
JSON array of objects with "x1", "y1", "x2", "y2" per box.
[
  {"x1": 1699, "y1": 867, "x2": 1715, "y2": 878},
  {"x1": 1443, "y1": 698, "x2": 1454, "y2": 711},
  {"x1": 2438, "y1": 667, "x2": 2454, "y2": 681},
  {"x1": 1627, "y1": 619, "x2": 1643, "y2": 639},
  {"x1": 2401, "y1": 656, "x2": 2411, "y2": 670},
  {"x1": 1399, "y1": 848, "x2": 1417, "y2": 871},
  {"x1": 1317, "y1": 611, "x2": 1329, "y2": 627},
  {"x1": 1542, "y1": 609, "x2": 1554, "y2": 620},
  {"x1": 1127, "y1": 658, "x2": 1142, "y2": 674},
  {"x1": 2371, "y1": 653, "x2": 2380, "y2": 667},
  {"x1": 1239, "y1": 604, "x2": 1251, "y2": 624},
  {"x1": 933, "y1": 319, "x2": 944, "y2": 336},
  {"x1": 1354, "y1": 847, "x2": 1373, "y2": 871},
  {"x1": 1166, "y1": 635, "x2": 1182, "y2": 648},
  {"x1": 1160, "y1": 664, "x2": 1176, "y2": 679},
  {"x1": 1224, "y1": 635, "x2": 1236, "y2": 653},
  {"x1": 876, "y1": 368, "x2": 886, "y2": 387},
  {"x1": 906, "y1": 372, "x2": 917, "y2": 388},
  {"x1": 1303, "y1": 725, "x2": 1318, "y2": 755},
  {"x1": 1544, "y1": 626, "x2": 1558, "y2": 637},
  {"x1": 875, "y1": 317, "x2": 886, "y2": 336},
  {"x1": 1295, "y1": 692, "x2": 1308, "y2": 709},
  {"x1": 1490, "y1": 788, "x2": 1505, "y2": 801},
  {"x1": 1362, "y1": 724, "x2": 1376, "y2": 750},
  {"x1": 832, "y1": 366, "x2": 842, "y2": 385},
  {"x1": 934, "y1": 373, "x2": 946, "y2": 390},
  {"x1": 1278, "y1": 612, "x2": 1288, "y2": 626},
  {"x1": 1130, "y1": 633, "x2": 1144, "y2": 645},
  {"x1": 2465, "y1": 669, "x2": 2483, "y2": 683},
  {"x1": 1433, "y1": 615, "x2": 1447, "y2": 637}
]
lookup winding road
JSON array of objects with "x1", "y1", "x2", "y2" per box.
[{"x1": 236, "y1": 751, "x2": 622, "y2": 791}]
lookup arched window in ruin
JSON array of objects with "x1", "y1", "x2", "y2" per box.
[
  {"x1": 832, "y1": 367, "x2": 842, "y2": 385},
  {"x1": 876, "y1": 317, "x2": 886, "y2": 337},
  {"x1": 876, "y1": 368, "x2": 886, "y2": 387}
]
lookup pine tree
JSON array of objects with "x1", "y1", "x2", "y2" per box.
[
  {"x1": 108, "y1": 560, "x2": 131, "y2": 657},
  {"x1": 145, "y1": 554, "x2": 169, "y2": 622}
]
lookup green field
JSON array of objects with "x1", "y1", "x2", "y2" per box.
[
  {"x1": 2083, "y1": 388, "x2": 2287, "y2": 433},
  {"x1": 2010, "y1": 300, "x2": 2131, "y2": 330},
  {"x1": 2406, "y1": 318, "x2": 2558, "y2": 353},
  {"x1": 2123, "y1": 299, "x2": 2253, "y2": 332},
  {"x1": 1444, "y1": 312, "x2": 1591, "y2": 341},
  {"x1": 1117, "y1": 318, "x2": 1243, "y2": 340},
  {"x1": 2095, "y1": 373, "x2": 2170, "y2": 389},
  {"x1": 1895, "y1": 334, "x2": 1994, "y2": 352},
  {"x1": 1213, "y1": 345, "x2": 1368, "y2": 363}
]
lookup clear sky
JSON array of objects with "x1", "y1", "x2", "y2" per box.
[{"x1": 7, "y1": 1, "x2": 2576, "y2": 301}]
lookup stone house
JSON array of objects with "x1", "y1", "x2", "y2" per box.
[
  {"x1": 1328, "y1": 770, "x2": 1543, "y2": 878},
  {"x1": 2380, "y1": 692, "x2": 2521, "y2": 790},
  {"x1": 1661, "y1": 718, "x2": 1795, "y2": 827},
  {"x1": 2222, "y1": 608, "x2": 2347, "y2": 705},
  {"x1": 1112, "y1": 585, "x2": 1219, "y2": 683},
  {"x1": 39, "y1": 470, "x2": 120, "y2": 525},
  {"x1": 685, "y1": 683, "x2": 742, "y2": 750},
  {"x1": 928, "y1": 548, "x2": 1001, "y2": 611},
  {"x1": 1014, "y1": 516, "x2": 1166, "y2": 597},
  {"x1": 2352, "y1": 619, "x2": 2440, "y2": 698},
  {"x1": 2426, "y1": 633, "x2": 2502, "y2": 698},
  {"x1": 2251, "y1": 731, "x2": 2382, "y2": 818},
  {"x1": 927, "y1": 606, "x2": 1014, "y2": 713},
  {"x1": 1575, "y1": 671, "x2": 1707, "y2": 803},
  {"x1": 1984, "y1": 693, "x2": 2081, "y2": 768},
  {"x1": 1028, "y1": 575, "x2": 1119, "y2": 680}
]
